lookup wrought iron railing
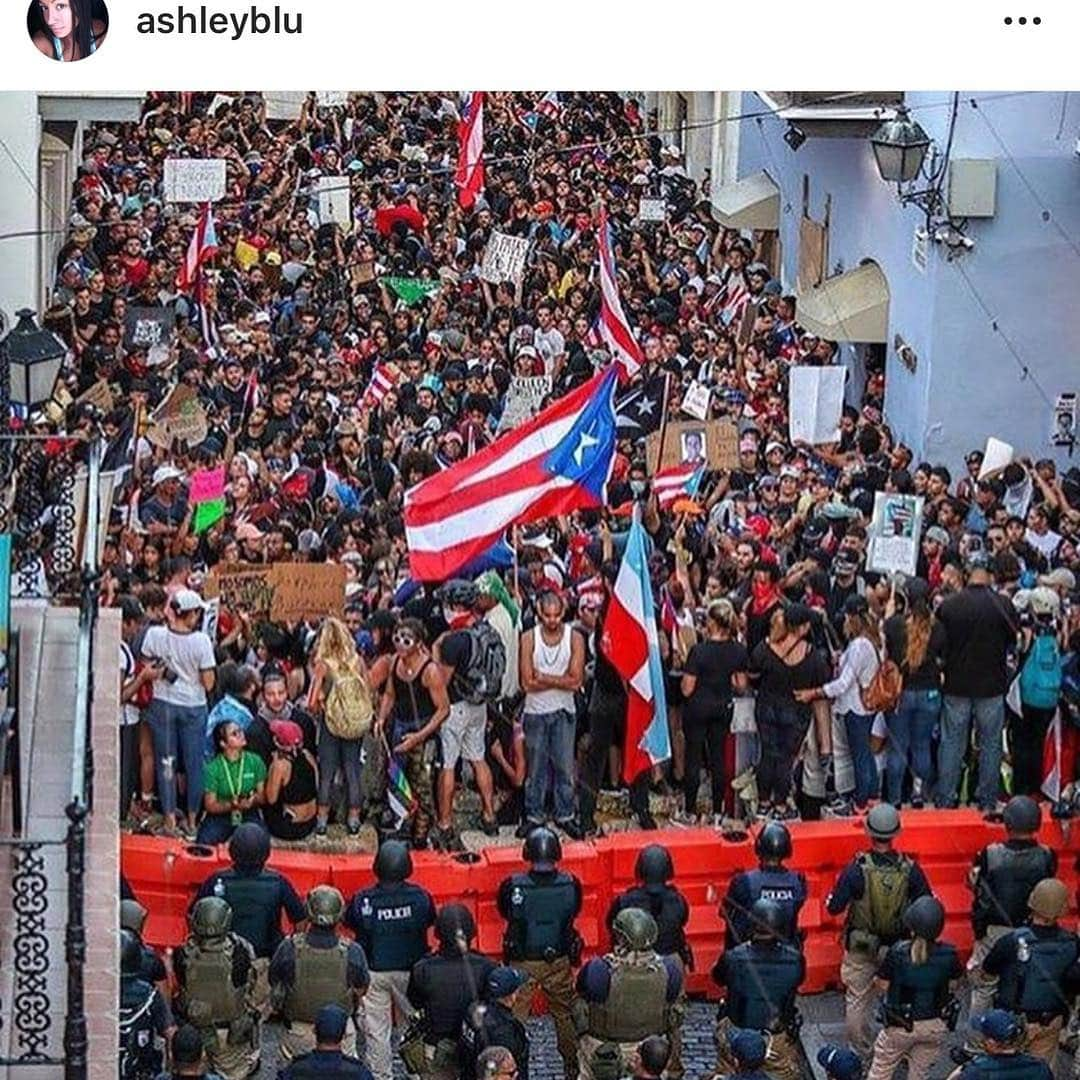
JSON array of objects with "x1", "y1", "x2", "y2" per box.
[{"x1": 0, "y1": 434, "x2": 100, "y2": 1080}]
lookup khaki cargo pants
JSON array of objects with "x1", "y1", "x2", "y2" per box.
[
  {"x1": 867, "y1": 1018, "x2": 948, "y2": 1080},
  {"x1": 841, "y1": 947, "x2": 883, "y2": 1060},
  {"x1": 204, "y1": 1021, "x2": 261, "y2": 1080},
  {"x1": 512, "y1": 956, "x2": 579, "y2": 1078}
]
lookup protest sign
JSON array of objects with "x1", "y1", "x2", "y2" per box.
[
  {"x1": 648, "y1": 419, "x2": 739, "y2": 472},
  {"x1": 190, "y1": 466, "x2": 226, "y2": 505},
  {"x1": 146, "y1": 384, "x2": 208, "y2": 449},
  {"x1": 205, "y1": 564, "x2": 275, "y2": 619},
  {"x1": 164, "y1": 158, "x2": 227, "y2": 203},
  {"x1": 75, "y1": 379, "x2": 114, "y2": 415},
  {"x1": 788, "y1": 365, "x2": 846, "y2": 445},
  {"x1": 637, "y1": 197, "x2": 666, "y2": 223},
  {"x1": 263, "y1": 92, "x2": 305, "y2": 120},
  {"x1": 978, "y1": 437, "x2": 1014, "y2": 480},
  {"x1": 497, "y1": 375, "x2": 552, "y2": 433},
  {"x1": 201, "y1": 596, "x2": 221, "y2": 642},
  {"x1": 124, "y1": 307, "x2": 173, "y2": 352},
  {"x1": 480, "y1": 231, "x2": 530, "y2": 284},
  {"x1": 270, "y1": 564, "x2": 346, "y2": 623},
  {"x1": 681, "y1": 381, "x2": 711, "y2": 421},
  {"x1": 867, "y1": 493, "x2": 924, "y2": 577},
  {"x1": 316, "y1": 91, "x2": 348, "y2": 108},
  {"x1": 1052, "y1": 393, "x2": 1077, "y2": 448},
  {"x1": 316, "y1": 176, "x2": 351, "y2": 228}
]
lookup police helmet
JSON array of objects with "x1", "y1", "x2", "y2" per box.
[
  {"x1": 1002, "y1": 794, "x2": 1041, "y2": 835},
  {"x1": 637, "y1": 1035, "x2": 671, "y2": 1076},
  {"x1": 748, "y1": 898, "x2": 786, "y2": 940},
  {"x1": 522, "y1": 825, "x2": 562, "y2": 871},
  {"x1": 1029, "y1": 877, "x2": 1069, "y2": 921},
  {"x1": 190, "y1": 896, "x2": 233, "y2": 939},
  {"x1": 120, "y1": 928, "x2": 142, "y2": 975},
  {"x1": 754, "y1": 821, "x2": 793, "y2": 862},
  {"x1": 120, "y1": 899, "x2": 148, "y2": 935},
  {"x1": 635, "y1": 843, "x2": 674, "y2": 885},
  {"x1": 612, "y1": 907, "x2": 659, "y2": 952},
  {"x1": 903, "y1": 896, "x2": 945, "y2": 941},
  {"x1": 435, "y1": 902, "x2": 476, "y2": 947},
  {"x1": 438, "y1": 578, "x2": 478, "y2": 610},
  {"x1": 306, "y1": 885, "x2": 345, "y2": 927},
  {"x1": 228, "y1": 821, "x2": 271, "y2": 870},
  {"x1": 866, "y1": 803, "x2": 901, "y2": 841},
  {"x1": 374, "y1": 839, "x2": 413, "y2": 883}
]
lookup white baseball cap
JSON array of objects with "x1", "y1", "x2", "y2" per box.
[{"x1": 171, "y1": 588, "x2": 205, "y2": 614}]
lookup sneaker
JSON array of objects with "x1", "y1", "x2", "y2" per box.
[
  {"x1": 910, "y1": 794, "x2": 925, "y2": 810},
  {"x1": 556, "y1": 818, "x2": 585, "y2": 841},
  {"x1": 347, "y1": 818, "x2": 362, "y2": 836},
  {"x1": 479, "y1": 817, "x2": 500, "y2": 837},
  {"x1": 314, "y1": 820, "x2": 328, "y2": 837},
  {"x1": 827, "y1": 796, "x2": 855, "y2": 818},
  {"x1": 514, "y1": 819, "x2": 542, "y2": 840},
  {"x1": 669, "y1": 811, "x2": 698, "y2": 829},
  {"x1": 635, "y1": 811, "x2": 659, "y2": 831}
]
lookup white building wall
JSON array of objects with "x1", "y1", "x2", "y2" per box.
[{"x1": 0, "y1": 93, "x2": 44, "y2": 321}]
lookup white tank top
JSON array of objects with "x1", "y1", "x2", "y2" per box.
[{"x1": 524, "y1": 624, "x2": 576, "y2": 715}]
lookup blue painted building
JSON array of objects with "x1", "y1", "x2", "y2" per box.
[{"x1": 726, "y1": 91, "x2": 1080, "y2": 473}]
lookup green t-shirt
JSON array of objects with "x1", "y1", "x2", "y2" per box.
[{"x1": 203, "y1": 751, "x2": 267, "y2": 802}]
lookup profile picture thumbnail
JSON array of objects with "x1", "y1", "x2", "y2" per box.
[{"x1": 28, "y1": 0, "x2": 108, "y2": 62}]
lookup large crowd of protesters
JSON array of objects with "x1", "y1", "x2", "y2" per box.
[{"x1": 18, "y1": 90, "x2": 1080, "y2": 855}]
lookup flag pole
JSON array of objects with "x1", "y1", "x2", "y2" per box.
[{"x1": 651, "y1": 372, "x2": 673, "y2": 475}]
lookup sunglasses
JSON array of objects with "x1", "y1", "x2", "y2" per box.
[{"x1": 393, "y1": 633, "x2": 417, "y2": 648}]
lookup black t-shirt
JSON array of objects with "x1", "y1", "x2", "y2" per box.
[
  {"x1": 750, "y1": 640, "x2": 829, "y2": 703},
  {"x1": 883, "y1": 614, "x2": 946, "y2": 692},
  {"x1": 937, "y1": 585, "x2": 1018, "y2": 698},
  {"x1": 439, "y1": 629, "x2": 471, "y2": 704},
  {"x1": 683, "y1": 640, "x2": 748, "y2": 721}
]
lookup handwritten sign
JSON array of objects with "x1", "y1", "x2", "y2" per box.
[
  {"x1": 497, "y1": 375, "x2": 552, "y2": 433},
  {"x1": 205, "y1": 564, "x2": 275, "y2": 619},
  {"x1": 270, "y1": 563, "x2": 346, "y2": 623},
  {"x1": 190, "y1": 466, "x2": 226, "y2": 505},
  {"x1": 164, "y1": 158, "x2": 227, "y2": 203},
  {"x1": 124, "y1": 307, "x2": 173, "y2": 352},
  {"x1": 681, "y1": 381, "x2": 711, "y2": 421},
  {"x1": 637, "y1": 198, "x2": 666, "y2": 223},
  {"x1": 75, "y1": 379, "x2": 114, "y2": 415},
  {"x1": 146, "y1": 384, "x2": 208, "y2": 449},
  {"x1": 481, "y1": 231, "x2": 530, "y2": 285},
  {"x1": 867, "y1": 493, "x2": 924, "y2": 576},
  {"x1": 316, "y1": 91, "x2": 348, "y2": 108},
  {"x1": 316, "y1": 176, "x2": 351, "y2": 228}
]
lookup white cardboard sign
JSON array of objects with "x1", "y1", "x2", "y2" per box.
[
  {"x1": 316, "y1": 176, "x2": 352, "y2": 228},
  {"x1": 164, "y1": 158, "x2": 226, "y2": 203},
  {"x1": 681, "y1": 381, "x2": 711, "y2": 421},
  {"x1": 481, "y1": 231, "x2": 530, "y2": 285},
  {"x1": 788, "y1": 365, "x2": 846, "y2": 445},
  {"x1": 637, "y1": 198, "x2": 666, "y2": 223}
]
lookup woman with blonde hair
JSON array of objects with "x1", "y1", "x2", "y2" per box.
[
  {"x1": 307, "y1": 616, "x2": 373, "y2": 836},
  {"x1": 797, "y1": 594, "x2": 882, "y2": 811},
  {"x1": 676, "y1": 600, "x2": 749, "y2": 825}
]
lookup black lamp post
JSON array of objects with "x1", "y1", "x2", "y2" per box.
[
  {"x1": 2, "y1": 308, "x2": 67, "y2": 414},
  {"x1": 869, "y1": 105, "x2": 931, "y2": 184}
]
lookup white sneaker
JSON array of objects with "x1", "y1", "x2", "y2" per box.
[{"x1": 669, "y1": 810, "x2": 698, "y2": 828}]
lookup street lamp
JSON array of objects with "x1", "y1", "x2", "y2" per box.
[
  {"x1": 2, "y1": 308, "x2": 66, "y2": 411},
  {"x1": 869, "y1": 105, "x2": 931, "y2": 184}
]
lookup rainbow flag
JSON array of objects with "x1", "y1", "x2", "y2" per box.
[{"x1": 388, "y1": 756, "x2": 416, "y2": 826}]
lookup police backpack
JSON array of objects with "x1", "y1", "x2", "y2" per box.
[{"x1": 457, "y1": 622, "x2": 507, "y2": 705}]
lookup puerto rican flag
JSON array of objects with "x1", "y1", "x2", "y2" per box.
[
  {"x1": 405, "y1": 369, "x2": 619, "y2": 582},
  {"x1": 176, "y1": 204, "x2": 218, "y2": 294},
  {"x1": 596, "y1": 205, "x2": 643, "y2": 380},
  {"x1": 601, "y1": 512, "x2": 672, "y2": 782},
  {"x1": 536, "y1": 91, "x2": 562, "y2": 120},
  {"x1": 456, "y1": 92, "x2": 485, "y2": 210},
  {"x1": 1041, "y1": 708, "x2": 1077, "y2": 802},
  {"x1": 364, "y1": 362, "x2": 401, "y2": 407},
  {"x1": 653, "y1": 462, "x2": 704, "y2": 509},
  {"x1": 719, "y1": 271, "x2": 751, "y2": 327}
]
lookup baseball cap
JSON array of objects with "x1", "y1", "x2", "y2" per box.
[
  {"x1": 971, "y1": 1009, "x2": 1022, "y2": 1044},
  {"x1": 923, "y1": 526, "x2": 950, "y2": 547},
  {"x1": 170, "y1": 588, "x2": 204, "y2": 614},
  {"x1": 1040, "y1": 567, "x2": 1077, "y2": 591},
  {"x1": 842, "y1": 593, "x2": 870, "y2": 617},
  {"x1": 152, "y1": 464, "x2": 185, "y2": 488},
  {"x1": 314, "y1": 1003, "x2": 349, "y2": 1044},
  {"x1": 269, "y1": 720, "x2": 304, "y2": 750},
  {"x1": 727, "y1": 1029, "x2": 766, "y2": 1067},
  {"x1": 817, "y1": 1045, "x2": 863, "y2": 1080},
  {"x1": 764, "y1": 440, "x2": 785, "y2": 457},
  {"x1": 486, "y1": 966, "x2": 526, "y2": 999}
]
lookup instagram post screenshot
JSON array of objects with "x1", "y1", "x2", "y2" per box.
[{"x1": 0, "y1": 3, "x2": 1079, "y2": 1079}]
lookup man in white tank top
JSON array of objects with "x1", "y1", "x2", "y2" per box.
[{"x1": 518, "y1": 592, "x2": 586, "y2": 839}]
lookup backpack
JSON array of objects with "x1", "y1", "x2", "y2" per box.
[
  {"x1": 456, "y1": 621, "x2": 507, "y2": 705},
  {"x1": 119, "y1": 981, "x2": 157, "y2": 1080},
  {"x1": 861, "y1": 657, "x2": 903, "y2": 714},
  {"x1": 1019, "y1": 632, "x2": 1062, "y2": 710},
  {"x1": 324, "y1": 668, "x2": 374, "y2": 740},
  {"x1": 854, "y1": 854, "x2": 912, "y2": 942}
]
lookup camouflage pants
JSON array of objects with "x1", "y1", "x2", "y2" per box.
[
  {"x1": 512, "y1": 957, "x2": 579, "y2": 1078},
  {"x1": 713, "y1": 1016, "x2": 801, "y2": 1080},
  {"x1": 204, "y1": 1021, "x2": 261, "y2": 1080},
  {"x1": 403, "y1": 745, "x2": 434, "y2": 842},
  {"x1": 279, "y1": 1018, "x2": 358, "y2": 1063}
]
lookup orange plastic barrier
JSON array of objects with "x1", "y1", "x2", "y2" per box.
[{"x1": 121, "y1": 810, "x2": 1080, "y2": 996}]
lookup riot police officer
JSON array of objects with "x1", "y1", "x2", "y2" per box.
[
  {"x1": 576, "y1": 908, "x2": 682, "y2": 1080},
  {"x1": 195, "y1": 822, "x2": 306, "y2": 1016},
  {"x1": 406, "y1": 903, "x2": 497, "y2": 1080},
  {"x1": 868, "y1": 895, "x2": 963, "y2": 1080},
  {"x1": 497, "y1": 826, "x2": 583, "y2": 1078},
  {"x1": 606, "y1": 844, "x2": 691, "y2": 1078},
  {"x1": 120, "y1": 929, "x2": 175, "y2": 1080},
  {"x1": 817, "y1": 1044, "x2": 864, "y2": 1080},
  {"x1": 121, "y1": 898, "x2": 167, "y2": 985},
  {"x1": 722, "y1": 822, "x2": 807, "y2": 948},
  {"x1": 826, "y1": 804, "x2": 933, "y2": 1059},
  {"x1": 980, "y1": 878, "x2": 1080, "y2": 1064},
  {"x1": 968, "y1": 796, "x2": 1057, "y2": 1016},
  {"x1": 948, "y1": 1011, "x2": 1053, "y2": 1079},
  {"x1": 345, "y1": 840, "x2": 435, "y2": 1080},
  {"x1": 459, "y1": 967, "x2": 530, "y2": 1080},
  {"x1": 270, "y1": 886, "x2": 369, "y2": 1063},
  {"x1": 172, "y1": 897, "x2": 258, "y2": 1080},
  {"x1": 717, "y1": 1028, "x2": 769, "y2": 1080},
  {"x1": 712, "y1": 899, "x2": 805, "y2": 1080}
]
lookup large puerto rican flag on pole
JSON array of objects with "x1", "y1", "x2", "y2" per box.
[
  {"x1": 596, "y1": 204, "x2": 644, "y2": 381},
  {"x1": 405, "y1": 368, "x2": 619, "y2": 581},
  {"x1": 1041, "y1": 707, "x2": 1077, "y2": 803},
  {"x1": 456, "y1": 92, "x2": 485, "y2": 210},
  {"x1": 601, "y1": 511, "x2": 672, "y2": 782},
  {"x1": 177, "y1": 203, "x2": 218, "y2": 294}
]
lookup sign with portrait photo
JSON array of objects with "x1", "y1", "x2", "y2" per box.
[
  {"x1": 647, "y1": 418, "x2": 739, "y2": 473},
  {"x1": 867, "y1": 493, "x2": 925, "y2": 577},
  {"x1": 1052, "y1": 392, "x2": 1077, "y2": 449}
]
